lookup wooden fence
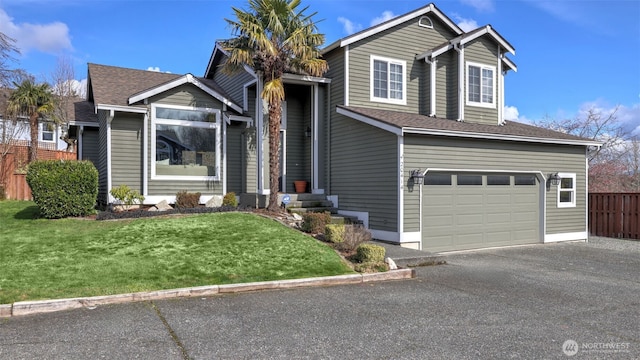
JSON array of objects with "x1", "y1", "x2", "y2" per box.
[
  {"x1": 1, "y1": 144, "x2": 77, "y2": 201},
  {"x1": 589, "y1": 193, "x2": 640, "y2": 239}
]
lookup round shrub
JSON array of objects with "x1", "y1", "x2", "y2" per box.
[
  {"x1": 355, "y1": 243, "x2": 385, "y2": 263},
  {"x1": 324, "y1": 224, "x2": 345, "y2": 243},
  {"x1": 222, "y1": 192, "x2": 238, "y2": 207},
  {"x1": 26, "y1": 160, "x2": 98, "y2": 218}
]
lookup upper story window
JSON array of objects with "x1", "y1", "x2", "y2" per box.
[
  {"x1": 151, "y1": 104, "x2": 221, "y2": 181},
  {"x1": 557, "y1": 173, "x2": 577, "y2": 208},
  {"x1": 370, "y1": 55, "x2": 406, "y2": 105},
  {"x1": 39, "y1": 121, "x2": 56, "y2": 142},
  {"x1": 466, "y1": 61, "x2": 496, "y2": 108}
]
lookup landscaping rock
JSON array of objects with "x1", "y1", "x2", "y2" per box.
[
  {"x1": 205, "y1": 195, "x2": 223, "y2": 208},
  {"x1": 385, "y1": 257, "x2": 398, "y2": 270},
  {"x1": 292, "y1": 213, "x2": 303, "y2": 221},
  {"x1": 150, "y1": 200, "x2": 172, "y2": 212}
]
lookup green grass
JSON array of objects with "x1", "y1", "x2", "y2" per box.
[{"x1": 0, "y1": 201, "x2": 353, "y2": 304}]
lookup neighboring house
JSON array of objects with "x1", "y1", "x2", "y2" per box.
[{"x1": 79, "y1": 3, "x2": 599, "y2": 252}]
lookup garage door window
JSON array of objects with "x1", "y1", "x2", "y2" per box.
[
  {"x1": 425, "y1": 173, "x2": 451, "y2": 185},
  {"x1": 514, "y1": 175, "x2": 536, "y2": 186},
  {"x1": 557, "y1": 173, "x2": 576, "y2": 208},
  {"x1": 457, "y1": 174, "x2": 482, "y2": 185},
  {"x1": 487, "y1": 175, "x2": 510, "y2": 185}
]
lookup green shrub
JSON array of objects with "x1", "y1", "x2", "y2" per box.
[
  {"x1": 301, "y1": 211, "x2": 332, "y2": 234},
  {"x1": 324, "y1": 224, "x2": 345, "y2": 243},
  {"x1": 110, "y1": 184, "x2": 145, "y2": 206},
  {"x1": 336, "y1": 224, "x2": 372, "y2": 251},
  {"x1": 26, "y1": 160, "x2": 98, "y2": 219},
  {"x1": 222, "y1": 192, "x2": 238, "y2": 207},
  {"x1": 175, "y1": 190, "x2": 201, "y2": 209},
  {"x1": 355, "y1": 243, "x2": 385, "y2": 263},
  {"x1": 0, "y1": 185, "x2": 5, "y2": 201}
]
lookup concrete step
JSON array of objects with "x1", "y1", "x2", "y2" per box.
[
  {"x1": 286, "y1": 200, "x2": 334, "y2": 208},
  {"x1": 278, "y1": 193, "x2": 328, "y2": 202},
  {"x1": 289, "y1": 207, "x2": 338, "y2": 214},
  {"x1": 330, "y1": 215, "x2": 363, "y2": 225}
]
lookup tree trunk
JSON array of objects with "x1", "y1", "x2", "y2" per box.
[
  {"x1": 267, "y1": 101, "x2": 282, "y2": 212},
  {"x1": 28, "y1": 114, "x2": 39, "y2": 163}
]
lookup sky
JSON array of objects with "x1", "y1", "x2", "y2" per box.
[{"x1": 0, "y1": 0, "x2": 639, "y2": 133}]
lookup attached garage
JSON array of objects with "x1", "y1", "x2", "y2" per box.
[{"x1": 422, "y1": 172, "x2": 542, "y2": 252}]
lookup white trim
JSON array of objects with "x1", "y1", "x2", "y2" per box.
[
  {"x1": 498, "y1": 45, "x2": 504, "y2": 125},
  {"x1": 370, "y1": 230, "x2": 420, "y2": 244},
  {"x1": 97, "y1": 104, "x2": 147, "y2": 114},
  {"x1": 205, "y1": 43, "x2": 257, "y2": 80},
  {"x1": 312, "y1": 84, "x2": 320, "y2": 193},
  {"x1": 243, "y1": 80, "x2": 256, "y2": 112},
  {"x1": 282, "y1": 73, "x2": 331, "y2": 84},
  {"x1": 416, "y1": 43, "x2": 454, "y2": 61},
  {"x1": 544, "y1": 231, "x2": 588, "y2": 243},
  {"x1": 344, "y1": 45, "x2": 350, "y2": 106},
  {"x1": 466, "y1": 61, "x2": 497, "y2": 109},
  {"x1": 222, "y1": 118, "x2": 227, "y2": 195},
  {"x1": 106, "y1": 109, "x2": 114, "y2": 203},
  {"x1": 128, "y1": 74, "x2": 243, "y2": 114},
  {"x1": 428, "y1": 58, "x2": 437, "y2": 116},
  {"x1": 336, "y1": 107, "x2": 402, "y2": 136},
  {"x1": 337, "y1": 4, "x2": 462, "y2": 49},
  {"x1": 370, "y1": 55, "x2": 407, "y2": 105},
  {"x1": 458, "y1": 46, "x2": 465, "y2": 120},
  {"x1": 312, "y1": 189, "x2": 325, "y2": 195},
  {"x1": 418, "y1": 16, "x2": 433, "y2": 29},
  {"x1": 337, "y1": 210, "x2": 368, "y2": 228},
  {"x1": 327, "y1": 195, "x2": 338, "y2": 208},
  {"x1": 77, "y1": 125, "x2": 84, "y2": 160},
  {"x1": 226, "y1": 114, "x2": 253, "y2": 125},
  {"x1": 150, "y1": 104, "x2": 222, "y2": 182},
  {"x1": 142, "y1": 112, "x2": 149, "y2": 197},
  {"x1": 403, "y1": 127, "x2": 601, "y2": 147},
  {"x1": 460, "y1": 25, "x2": 515, "y2": 55},
  {"x1": 398, "y1": 135, "x2": 404, "y2": 243},
  {"x1": 256, "y1": 74, "x2": 265, "y2": 194},
  {"x1": 502, "y1": 56, "x2": 517, "y2": 72},
  {"x1": 69, "y1": 121, "x2": 99, "y2": 127},
  {"x1": 280, "y1": 129, "x2": 287, "y2": 193},
  {"x1": 557, "y1": 172, "x2": 577, "y2": 208},
  {"x1": 585, "y1": 152, "x2": 589, "y2": 239},
  {"x1": 400, "y1": 232, "x2": 421, "y2": 243}
]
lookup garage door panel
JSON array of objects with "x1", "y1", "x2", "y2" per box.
[{"x1": 423, "y1": 173, "x2": 540, "y2": 252}]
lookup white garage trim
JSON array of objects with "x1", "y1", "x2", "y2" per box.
[
  {"x1": 417, "y1": 168, "x2": 547, "y2": 251},
  {"x1": 544, "y1": 231, "x2": 588, "y2": 243}
]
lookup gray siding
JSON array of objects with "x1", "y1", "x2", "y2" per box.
[
  {"x1": 81, "y1": 127, "x2": 100, "y2": 168},
  {"x1": 403, "y1": 135, "x2": 587, "y2": 236},
  {"x1": 324, "y1": 49, "x2": 345, "y2": 110},
  {"x1": 463, "y1": 37, "x2": 500, "y2": 125},
  {"x1": 226, "y1": 122, "x2": 244, "y2": 194},
  {"x1": 111, "y1": 115, "x2": 143, "y2": 192},
  {"x1": 346, "y1": 16, "x2": 456, "y2": 114},
  {"x1": 151, "y1": 84, "x2": 223, "y2": 109},
  {"x1": 330, "y1": 115, "x2": 398, "y2": 231},
  {"x1": 244, "y1": 88, "x2": 257, "y2": 193},
  {"x1": 435, "y1": 50, "x2": 458, "y2": 119},
  {"x1": 212, "y1": 66, "x2": 255, "y2": 107},
  {"x1": 97, "y1": 110, "x2": 109, "y2": 206}
]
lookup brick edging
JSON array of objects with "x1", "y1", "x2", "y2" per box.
[{"x1": 2, "y1": 269, "x2": 415, "y2": 318}]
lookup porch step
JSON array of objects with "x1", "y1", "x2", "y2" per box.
[
  {"x1": 288, "y1": 207, "x2": 338, "y2": 214},
  {"x1": 286, "y1": 200, "x2": 334, "y2": 208},
  {"x1": 330, "y1": 214, "x2": 363, "y2": 225},
  {"x1": 277, "y1": 193, "x2": 327, "y2": 202}
]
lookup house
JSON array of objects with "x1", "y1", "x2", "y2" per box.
[{"x1": 78, "y1": 3, "x2": 599, "y2": 252}]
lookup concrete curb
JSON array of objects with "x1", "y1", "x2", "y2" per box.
[{"x1": 2, "y1": 269, "x2": 415, "y2": 318}]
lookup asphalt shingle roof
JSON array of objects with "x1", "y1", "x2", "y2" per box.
[{"x1": 338, "y1": 105, "x2": 596, "y2": 144}]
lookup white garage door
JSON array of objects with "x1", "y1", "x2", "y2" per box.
[{"x1": 422, "y1": 173, "x2": 540, "y2": 252}]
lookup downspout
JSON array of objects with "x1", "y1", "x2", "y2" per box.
[
  {"x1": 106, "y1": 109, "x2": 114, "y2": 203},
  {"x1": 326, "y1": 83, "x2": 332, "y2": 195},
  {"x1": 142, "y1": 111, "x2": 148, "y2": 199},
  {"x1": 498, "y1": 46, "x2": 505, "y2": 125},
  {"x1": 426, "y1": 57, "x2": 437, "y2": 117},
  {"x1": 455, "y1": 43, "x2": 464, "y2": 121},
  {"x1": 255, "y1": 72, "x2": 265, "y2": 195}
]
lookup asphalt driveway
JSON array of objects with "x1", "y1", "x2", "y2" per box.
[{"x1": 1, "y1": 237, "x2": 638, "y2": 359}]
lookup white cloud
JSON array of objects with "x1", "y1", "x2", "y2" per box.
[
  {"x1": 72, "y1": 78, "x2": 87, "y2": 99},
  {"x1": 452, "y1": 14, "x2": 479, "y2": 32},
  {"x1": 0, "y1": 8, "x2": 72, "y2": 54},
  {"x1": 147, "y1": 66, "x2": 161, "y2": 72},
  {"x1": 337, "y1": 17, "x2": 362, "y2": 35},
  {"x1": 504, "y1": 105, "x2": 533, "y2": 124},
  {"x1": 460, "y1": 0, "x2": 495, "y2": 12},
  {"x1": 370, "y1": 11, "x2": 395, "y2": 26}
]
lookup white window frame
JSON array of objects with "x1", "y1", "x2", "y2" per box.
[
  {"x1": 150, "y1": 103, "x2": 221, "y2": 181},
  {"x1": 418, "y1": 16, "x2": 433, "y2": 29},
  {"x1": 557, "y1": 172, "x2": 577, "y2": 208},
  {"x1": 370, "y1": 55, "x2": 407, "y2": 105},
  {"x1": 466, "y1": 61, "x2": 496, "y2": 109},
  {"x1": 39, "y1": 121, "x2": 56, "y2": 142}
]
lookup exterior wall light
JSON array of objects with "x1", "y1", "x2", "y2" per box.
[
  {"x1": 411, "y1": 169, "x2": 425, "y2": 185},
  {"x1": 549, "y1": 173, "x2": 561, "y2": 186}
]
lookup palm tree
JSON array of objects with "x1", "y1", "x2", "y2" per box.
[
  {"x1": 221, "y1": 0, "x2": 328, "y2": 211},
  {"x1": 7, "y1": 80, "x2": 56, "y2": 163}
]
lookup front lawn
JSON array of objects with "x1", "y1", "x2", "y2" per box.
[{"x1": 0, "y1": 201, "x2": 353, "y2": 304}]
